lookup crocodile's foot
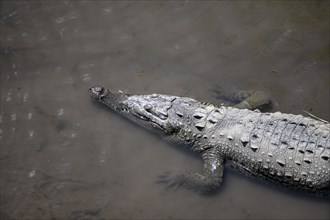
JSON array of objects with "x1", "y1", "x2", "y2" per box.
[
  {"x1": 213, "y1": 87, "x2": 272, "y2": 111},
  {"x1": 157, "y1": 172, "x2": 184, "y2": 191},
  {"x1": 157, "y1": 171, "x2": 222, "y2": 194},
  {"x1": 234, "y1": 90, "x2": 271, "y2": 110},
  {"x1": 157, "y1": 148, "x2": 224, "y2": 193}
]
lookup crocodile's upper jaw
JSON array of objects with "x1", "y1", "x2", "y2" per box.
[
  {"x1": 89, "y1": 86, "x2": 129, "y2": 112},
  {"x1": 89, "y1": 86, "x2": 177, "y2": 134}
]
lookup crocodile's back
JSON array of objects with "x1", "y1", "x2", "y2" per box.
[{"x1": 215, "y1": 107, "x2": 330, "y2": 195}]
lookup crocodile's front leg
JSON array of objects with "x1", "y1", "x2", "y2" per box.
[{"x1": 158, "y1": 148, "x2": 224, "y2": 193}]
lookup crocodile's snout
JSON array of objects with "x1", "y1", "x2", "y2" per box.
[{"x1": 89, "y1": 86, "x2": 130, "y2": 113}]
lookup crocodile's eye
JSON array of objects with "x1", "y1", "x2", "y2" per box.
[{"x1": 144, "y1": 104, "x2": 153, "y2": 111}]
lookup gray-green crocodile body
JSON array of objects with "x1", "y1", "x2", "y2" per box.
[{"x1": 89, "y1": 86, "x2": 330, "y2": 196}]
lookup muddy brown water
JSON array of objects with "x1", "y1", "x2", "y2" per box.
[{"x1": 1, "y1": 1, "x2": 329, "y2": 220}]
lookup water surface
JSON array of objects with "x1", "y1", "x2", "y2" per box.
[{"x1": 1, "y1": 1, "x2": 329, "y2": 220}]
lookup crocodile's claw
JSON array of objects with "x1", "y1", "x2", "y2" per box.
[{"x1": 156, "y1": 172, "x2": 184, "y2": 191}]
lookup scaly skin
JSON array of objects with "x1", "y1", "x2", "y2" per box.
[{"x1": 89, "y1": 86, "x2": 330, "y2": 196}]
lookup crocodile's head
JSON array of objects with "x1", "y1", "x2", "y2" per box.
[{"x1": 89, "y1": 86, "x2": 177, "y2": 135}]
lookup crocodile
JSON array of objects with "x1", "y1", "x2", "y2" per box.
[{"x1": 89, "y1": 86, "x2": 330, "y2": 196}]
